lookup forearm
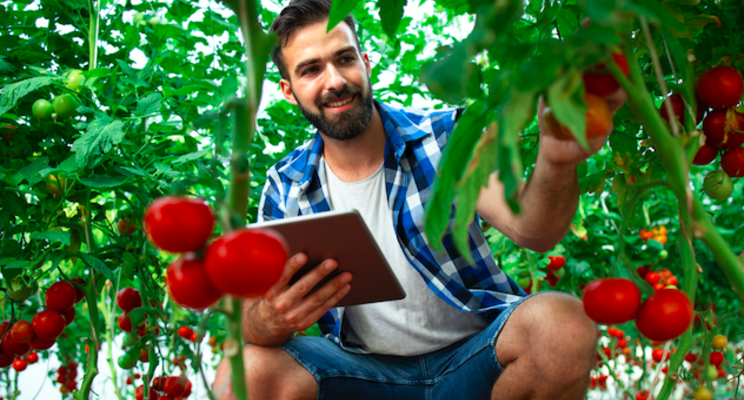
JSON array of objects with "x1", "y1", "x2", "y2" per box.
[{"x1": 241, "y1": 299, "x2": 294, "y2": 347}]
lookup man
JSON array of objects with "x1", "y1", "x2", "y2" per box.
[{"x1": 214, "y1": 0, "x2": 627, "y2": 399}]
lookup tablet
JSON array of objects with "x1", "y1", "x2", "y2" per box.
[{"x1": 248, "y1": 210, "x2": 406, "y2": 307}]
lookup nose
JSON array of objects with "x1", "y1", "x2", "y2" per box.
[{"x1": 323, "y1": 64, "x2": 347, "y2": 91}]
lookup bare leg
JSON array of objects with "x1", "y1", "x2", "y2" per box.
[
  {"x1": 213, "y1": 345, "x2": 318, "y2": 400},
  {"x1": 491, "y1": 292, "x2": 598, "y2": 400}
]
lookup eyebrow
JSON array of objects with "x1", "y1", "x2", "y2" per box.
[{"x1": 293, "y1": 46, "x2": 358, "y2": 77}]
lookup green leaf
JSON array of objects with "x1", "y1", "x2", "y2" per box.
[
  {"x1": 79, "y1": 175, "x2": 127, "y2": 188},
  {"x1": 609, "y1": 131, "x2": 637, "y2": 158},
  {"x1": 4, "y1": 260, "x2": 34, "y2": 270},
  {"x1": 328, "y1": 0, "x2": 361, "y2": 32},
  {"x1": 135, "y1": 93, "x2": 162, "y2": 116},
  {"x1": 16, "y1": 157, "x2": 50, "y2": 185},
  {"x1": 80, "y1": 254, "x2": 117, "y2": 283},
  {"x1": 625, "y1": 0, "x2": 687, "y2": 35},
  {"x1": 0, "y1": 76, "x2": 55, "y2": 117},
  {"x1": 30, "y1": 231, "x2": 71, "y2": 246},
  {"x1": 498, "y1": 90, "x2": 535, "y2": 213},
  {"x1": 172, "y1": 148, "x2": 211, "y2": 165},
  {"x1": 378, "y1": 0, "x2": 406, "y2": 40},
  {"x1": 71, "y1": 117, "x2": 126, "y2": 168},
  {"x1": 733, "y1": 225, "x2": 744, "y2": 249},
  {"x1": 684, "y1": 15, "x2": 718, "y2": 31},
  {"x1": 579, "y1": 172, "x2": 606, "y2": 194},
  {"x1": 547, "y1": 71, "x2": 588, "y2": 150}
]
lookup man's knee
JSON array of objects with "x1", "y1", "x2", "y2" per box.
[{"x1": 213, "y1": 345, "x2": 317, "y2": 400}]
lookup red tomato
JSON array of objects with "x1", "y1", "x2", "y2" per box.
[
  {"x1": 69, "y1": 278, "x2": 86, "y2": 303},
  {"x1": 635, "y1": 289, "x2": 693, "y2": 342},
  {"x1": 28, "y1": 336, "x2": 56, "y2": 350},
  {"x1": 582, "y1": 278, "x2": 641, "y2": 325},
  {"x1": 692, "y1": 142, "x2": 718, "y2": 165},
  {"x1": 636, "y1": 266, "x2": 649, "y2": 279},
  {"x1": 709, "y1": 351, "x2": 724, "y2": 366},
  {"x1": 547, "y1": 255, "x2": 565, "y2": 270},
  {"x1": 204, "y1": 228, "x2": 288, "y2": 298},
  {"x1": 31, "y1": 310, "x2": 66, "y2": 339},
  {"x1": 25, "y1": 351, "x2": 38, "y2": 364},
  {"x1": 135, "y1": 385, "x2": 158, "y2": 400},
  {"x1": 2, "y1": 331, "x2": 30, "y2": 357},
  {"x1": 0, "y1": 352, "x2": 12, "y2": 368},
  {"x1": 702, "y1": 109, "x2": 744, "y2": 149},
  {"x1": 666, "y1": 276, "x2": 678, "y2": 286},
  {"x1": 116, "y1": 287, "x2": 142, "y2": 313},
  {"x1": 167, "y1": 255, "x2": 223, "y2": 310},
  {"x1": 60, "y1": 307, "x2": 76, "y2": 326},
  {"x1": 45, "y1": 281, "x2": 77, "y2": 312},
  {"x1": 651, "y1": 348, "x2": 669, "y2": 362},
  {"x1": 118, "y1": 313, "x2": 133, "y2": 332},
  {"x1": 163, "y1": 376, "x2": 188, "y2": 397},
  {"x1": 660, "y1": 93, "x2": 686, "y2": 125},
  {"x1": 12, "y1": 358, "x2": 27, "y2": 372},
  {"x1": 583, "y1": 51, "x2": 630, "y2": 96},
  {"x1": 645, "y1": 272, "x2": 661, "y2": 285},
  {"x1": 721, "y1": 146, "x2": 744, "y2": 178},
  {"x1": 545, "y1": 93, "x2": 613, "y2": 141},
  {"x1": 697, "y1": 65, "x2": 744, "y2": 109},
  {"x1": 10, "y1": 320, "x2": 34, "y2": 344},
  {"x1": 152, "y1": 376, "x2": 164, "y2": 391},
  {"x1": 144, "y1": 196, "x2": 215, "y2": 253},
  {"x1": 177, "y1": 326, "x2": 194, "y2": 340},
  {"x1": 635, "y1": 389, "x2": 649, "y2": 400}
]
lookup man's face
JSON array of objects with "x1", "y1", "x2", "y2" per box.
[{"x1": 279, "y1": 20, "x2": 374, "y2": 141}]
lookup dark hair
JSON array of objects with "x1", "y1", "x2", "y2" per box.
[{"x1": 270, "y1": 0, "x2": 360, "y2": 80}]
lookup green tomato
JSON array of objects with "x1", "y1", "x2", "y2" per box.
[
  {"x1": 659, "y1": 250, "x2": 669, "y2": 261},
  {"x1": 149, "y1": 16, "x2": 161, "y2": 25},
  {"x1": 6, "y1": 276, "x2": 38, "y2": 302},
  {"x1": 122, "y1": 331, "x2": 139, "y2": 347},
  {"x1": 53, "y1": 94, "x2": 81, "y2": 119},
  {"x1": 65, "y1": 70, "x2": 85, "y2": 91},
  {"x1": 133, "y1": 12, "x2": 144, "y2": 24},
  {"x1": 32, "y1": 99, "x2": 54, "y2": 119},
  {"x1": 516, "y1": 276, "x2": 531, "y2": 289},
  {"x1": 552, "y1": 268, "x2": 566, "y2": 279},
  {"x1": 703, "y1": 170, "x2": 733, "y2": 200},
  {"x1": 117, "y1": 353, "x2": 138, "y2": 370},
  {"x1": 706, "y1": 365, "x2": 718, "y2": 380}
]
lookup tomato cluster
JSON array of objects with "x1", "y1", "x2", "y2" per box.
[
  {"x1": 136, "y1": 375, "x2": 192, "y2": 400},
  {"x1": 637, "y1": 266, "x2": 678, "y2": 292},
  {"x1": 55, "y1": 362, "x2": 80, "y2": 394},
  {"x1": 639, "y1": 225, "x2": 668, "y2": 245}
]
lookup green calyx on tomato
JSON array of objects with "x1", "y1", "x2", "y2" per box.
[
  {"x1": 52, "y1": 93, "x2": 81, "y2": 119},
  {"x1": 703, "y1": 170, "x2": 733, "y2": 200},
  {"x1": 32, "y1": 99, "x2": 54, "y2": 120}
]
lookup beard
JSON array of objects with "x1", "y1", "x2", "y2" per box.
[{"x1": 294, "y1": 82, "x2": 374, "y2": 141}]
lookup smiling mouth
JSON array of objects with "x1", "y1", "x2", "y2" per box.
[{"x1": 324, "y1": 95, "x2": 354, "y2": 108}]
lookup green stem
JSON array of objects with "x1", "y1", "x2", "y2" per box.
[
  {"x1": 88, "y1": 0, "x2": 100, "y2": 70},
  {"x1": 226, "y1": 298, "x2": 248, "y2": 400},
  {"x1": 103, "y1": 274, "x2": 124, "y2": 400}
]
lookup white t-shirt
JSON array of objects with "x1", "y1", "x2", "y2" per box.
[{"x1": 322, "y1": 157, "x2": 487, "y2": 356}]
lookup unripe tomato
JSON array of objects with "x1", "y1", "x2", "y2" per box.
[
  {"x1": 712, "y1": 334, "x2": 728, "y2": 350},
  {"x1": 515, "y1": 276, "x2": 531, "y2": 290},
  {"x1": 692, "y1": 143, "x2": 718, "y2": 165},
  {"x1": 167, "y1": 255, "x2": 223, "y2": 310},
  {"x1": 163, "y1": 376, "x2": 188, "y2": 397},
  {"x1": 6, "y1": 276, "x2": 37, "y2": 302},
  {"x1": 133, "y1": 12, "x2": 144, "y2": 24},
  {"x1": 144, "y1": 197, "x2": 215, "y2": 253},
  {"x1": 117, "y1": 287, "x2": 142, "y2": 313},
  {"x1": 721, "y1": 146, "x2": 744, "y2": 178},
  {"x1": 12, "y1": 358, "x2": 27, "y2": 372},
  {"x1": 45, "y1": 281, "x2": 77, "y2": 311},
  {"x1": 204, "y1": 228, "x2": 287, "y2": 298},
  {"x1": 117, "y1": 353, "x2": 138, "y2": 370},
  {"x1": 581, "y1": 278, "x2": 641, "y2": 325},
  {"x1": 544, "y1": 93, "x2": 612, "y2": 141},
  {"x1": 52, "y1": 93, "x2": 81, "y2": 119},
  {"x1": 635, "y1": 289, "x2": 693, "y2": 342},
  {"x1": 702, "y1": 109, "x2": 744, "y2": 149},
  {"x1": 45, "y1": 174, "x2": 73, "y2": 197},
  {"x1": 65, "y1": 70, "x2": 85, "y2": 91},
  {"x1": 703, "y1": 170, "x2": 733, "y2": 200},
  {"x1": 583, "y1": 51, "x2": 630, "y2": 96},
  {"x1": 697, "y1": 65, "x2": 744, "y2": 109},
  {"x1": 694, "y1": 386, "x2": 713, "y2": 400},
  {"x1": 10, "y1": 320, "x2": 34, "y2": 344},
  {"x1": 117, "y1": 218, "x2": 137, "y2": 236},
  {"x1": 32, "y1": 99, "x2": 54, "y2": 120},
  {"x1": 31, "y1": 310, "x2": 66, "y2": 339},
  {"x1": 1, "y1": 332, "x2": 30, "y2": 357}
]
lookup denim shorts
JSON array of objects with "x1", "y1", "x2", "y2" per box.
[{"x1": 279, "y1": 292, "x2": 540, "y2": 400}]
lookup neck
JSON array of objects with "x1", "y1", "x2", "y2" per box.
[{"x1": 321, "y1": 105, "x2": 385, "y2": 183}]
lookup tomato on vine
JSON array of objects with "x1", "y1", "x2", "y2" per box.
[
  {"x1": 32, "y1": 98, "x2": 54, "y2": 120},
  {"x1": 702, "y1": 109, "x2": 744, "y2": 149},
  {"x1": 116, "y1": 287, "x2": 142, "y2": 313},
  {"x1": 635, "y1": 289, "x2": 693, "y2": 342},
  {"x1": 544, "y1": 93, "x2": 612, "y2": 141},
  {"x1": 144, "y1": 196, "x2": 215, "y2": 253},
  {"x1": 52, "y1": 93, "x2": 81, "y2": 119},
  {"x1": 581, "y1": 278, "x2": 641, "y2": 325},
  {"x1": 9, "y1": 320, "x2": 34, "y2": 344},
  {"x1": 703, "y1": 170, "x2": 733, "y2": 200},
  {"x1": 721, "y1": 146, "x2": 744, "y2": 178},
  {"x1": 697, "y1": 65, "x2": 744, "y2": 110},
  {"x1": 692, "y1": 142, "x2": 718, "y2": 165},
  {"x1": 583, "y1": 51, "x2": 630, "y2": 96},
  {"x1": 45, "y1": 281, "x2": 77, "y2": 311},
  {"x1": 31, "y1": 309, "x2": 66, "y2": 339},
  {"x1": 712, "y1": 334, "x2": 728, "y2": 350},
  {"x1": 167, "y1": 255, "x2": 223, "y2": 310},
  {"x1": 11, "y1": 358, "x2": 27, "y2": 372}
]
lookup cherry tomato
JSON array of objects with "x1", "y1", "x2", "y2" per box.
[
  {"x1": 0, "y1": 352, "x2": 12, "y2": 368},
  {"x1": 167, "y1": 255, "x2": 223, "y2": 310},
  {"x1": 118, "y1": 313, "x2": 133, "y2": 332},
  {"x1": 52, "y1": 93, "x2": 81, "y2": 119},
  {"x1": 703, "y1": 170, "x2": 733, "y2": 200},
  {"x1": 116, "y1": 287, "x2": 142, "y2": 313},
  {"x1": 31, "y1": 310, "x2": 66, "y2": 339},
  {"x1": 644, "y1": 272, "x2": 661, "y2": 285},
  {"x1": 60, "y1": 307, "x2": 76, "y2": 326},
  {"x1": 32, "y1": 99, "x2": 54, "y2": 120},
  {"x1": 635, "y1": 289, "x2": 693, "y2": 342},
  {"x1": 135, "y1": 385, "x2": 158, "y2": 400},
  {"x1": 712, "y1": 334, "x2": 728, "y2": 350},
  {"x1": 45, "y1": 174, "x2": 73, "y2": 197},
  {"x1": 117, "y1": 218, "x2": 137, "y2": 236},
  {"x1": 583, "y1": 51, "x2": 630, "y2": 96},
  {"x1": 695, "y1": 386, "x2": 713, "y2": 400},
  {"x1": 709, "y1": 351, "x2": 724, "y2": 366},
  {"x1": 660, "y1": 93, "x2": 686, "y2": 126},
  {"x1": 45, "y1": 281, "x2": 77, "y2": 311},
  {"x1": 721, "y1": 146, "x2": 744, "y2": 178},
  {"x1": 635, "y1": 389, "x2": 649, "y2": 400},
  {"x1": 582, "y1": 278, "x2": 641, "y2": 325},
  {"x1": 177, "y1": 326, "x2": 194, "y2": 340},
  {"x1": 163, "y1": 376, "x2": 188, "y2": 397},
  {"x1": 25, "y1": 351, "x2": 38, "y2": 364},
  {"x1": 12, "y1": 358, "x2": 27, "y2": 372},
  {"x1": 697, "y1": 65, "x2": 744, "y2": 109},
  {"x1": 10, "y1": 320, "x2": 34, "y2": 344},
  {"x1": 692, "y1": 142, "x2": 718, "y2": 165},
  {"x1": 204, "y1": 228, "x2": 287, "y2": 298},
  {"x1": 651, "y1": 348, "x2": 668, "y2": 362},
  {"x1": 1, "y1": 331, "x2": 30, "y2": 357},
  {"x1": 544, "y1": 93, "x2": 613, "y2": 141},
  {"x1": 117, "y1": 353, "x2": 138, "y2": 370},
  {"x1": 144, "y1": 196, "x2": 215, "y2": 253},
  {"x1": 28, "y1": 336, "x2": 56, "y2": 350},
  {"x1": 702, "y1": 109, "x2": 744, "y2": 149},
  {"x1": 546, "y1": 255, "x2": 565, "y2": 271}
]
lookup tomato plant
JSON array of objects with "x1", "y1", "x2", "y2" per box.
[{"x1": 635, "y1": 289, "x2": 693, "y2": 342}]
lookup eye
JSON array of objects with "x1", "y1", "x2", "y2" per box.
[
  {"x1": 341, "y1": 56, "x2": 354, "y2": 63},
  {"x1": 301, "y1": 66, "x2": 318, "y2": 76}
]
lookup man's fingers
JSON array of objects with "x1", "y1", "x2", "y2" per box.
[
  {"x1": 294, "y1": 282, "x2": 352, "y2": 331},
  {"x1": 265, "y1": 253, "x2": 308, "y2": 302}
]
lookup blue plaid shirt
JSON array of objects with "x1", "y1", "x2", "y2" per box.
[{"x1": 258, "y1": 101, "x2": 525, "y2": 352}]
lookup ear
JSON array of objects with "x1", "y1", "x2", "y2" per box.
[
  {"x1": 279, "y1": 78, "x2": 298, "y2": 105},
  {"x1": 362, "y1": 53, "x2": 371, "y2": 77}
]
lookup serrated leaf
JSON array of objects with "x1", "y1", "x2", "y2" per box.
[
  {"x1": 378, "y1": 0, "x2": 406, "y2": 40},
  {"x1": 30, "y1": 231, "x2": 71, "y2": 245},
  {"x1": 79, "y1": 175, "x2": 127, "y2": 188},
  {"x1": 135, "y1": 93, "x2": 162, "y2": 117},
  {"x1": 71, "y1": 118, "x2": 126, "y2": 168},
  {"x1": 328, "y1": 0, "x2": 361, "y2": 32},
  {"x1": 80, "y1": 254, "x2": 117, "y2": 283},
  {"x1": 0, "y1": 76, "x2": 55, "y2": 116}
]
